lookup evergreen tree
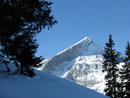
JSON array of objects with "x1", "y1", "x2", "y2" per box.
[
  {"x1": 102, "y1": 35, "x2": 119, "y2": 98},
  {"x1": 13, "y1": 33, "x2": 43, "y2": 77},
  {"x1": 120, "y1": 42, "x2": 130, "y2": 98},
  {"x1": 0, "y1": 0, "x2": 56, "y2": 76}
]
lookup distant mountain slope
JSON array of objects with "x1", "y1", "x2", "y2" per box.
[
  {"x1": 42, "y1": 37, "x2": 105, "y2": 93},
  {"x1": 62, "y1": 55, "x2": 106, "y2": 93},
  {"x1": 43, "y1": 37, "x2": 103, "y2": 72},
  {"x1": 0, "y1": 69, "x2": 108, "y2": 98}
]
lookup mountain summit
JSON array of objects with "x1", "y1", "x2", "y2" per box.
[
  {"x1": 43, "y1": 37, "x2": 103, "y2": 70},
  {"x1": 57, "y1": 37, "x2": 102, "y2": 56},
  {"x1": 42, "y1": 37, "x2": 105, "y2": 93}
]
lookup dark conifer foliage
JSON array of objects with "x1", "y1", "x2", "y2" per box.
[
  {"x1": 0, "y1": 52, "x2": 10, "y2": 72},
  {"x1": 102, "y1": 35, "x2": 119, "y2": 98},
  {"x1": 120, "y1": 42, "x2": 130, "y2": 98},
  {"x1": 0, "y1": 0, "x2": 56, "y2": 77}
]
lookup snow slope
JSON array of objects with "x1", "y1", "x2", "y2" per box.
[
  {"x1": 42, "y1": 37, "x2": 105, "y2": 93},
  {"x1": 0, "y1": 70, "x2": 108, "y2": 98}
]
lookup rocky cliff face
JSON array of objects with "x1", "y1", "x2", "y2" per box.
[{"x1": 42, "y1": 37, "x2": 105, "y2": 93}]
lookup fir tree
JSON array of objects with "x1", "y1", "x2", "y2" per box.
[
  {"x1": 14, "y1": 33, "x2": 43, "y2": 77},
  {"x1": 120, "y1": 42, "x2": 130, "y2": 98},
  {"x1": 0, "y1": 0, "x2": 56, "y2": 76},
  {"x1": 102, "y1": 34, "x2": 119, "y2": 98}
]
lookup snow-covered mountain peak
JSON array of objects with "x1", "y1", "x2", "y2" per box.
[
  {"x1": 43, "y1": 37, "x2": 103, "y2": 71},
  {"x1": 57, "y1": 36, "x2": 102, "y2": 56},
  {"x1": 42, "y1": 36, "x2": 104, "y2": 93},
  {"x1": 71, "y1": 36, "x2": 91, "y2": 47},
  {"x1": 56, "y1": 36, "x2": 91, "y2": 55}
]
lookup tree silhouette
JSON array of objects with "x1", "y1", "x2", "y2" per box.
[
  {"x1": 102, "y1": 35, "x2": 119, "y2": 98},
  {"x1": 0, "y1": 0, "x2": 56, "y2": 77},
  {"x1": 120, "y1": 42, "x2": 130, "y2": 98}
]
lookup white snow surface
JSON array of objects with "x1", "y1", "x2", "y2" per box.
[
  {"x1": 0, "y1": 69, "x2": 108, "y2": 98},
  {"x1": 62, "y1": 55, "x2": 106, "y2": 93},
  {"x1": 42, "y1": 37, "x2": 105, "y2": 93}
]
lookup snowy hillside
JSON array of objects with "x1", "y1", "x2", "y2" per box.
[
  {"x1": 42, "y1": 37, "x2": 105, "y2": 93},
  {"x1": 0, "y1": 70, "x2": 108, "y2": 98}
]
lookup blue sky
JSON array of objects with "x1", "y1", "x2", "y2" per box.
[{"x1": 37, "y1": 0, "x2": 130, "y2": 58}]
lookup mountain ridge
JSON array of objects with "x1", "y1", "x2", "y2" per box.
[
  {"x1": 42, "y1": 37, "x2": 105, "y2": 93},
  {"x1": 43, "y1": 37, "x2": 103, "y2": 70}
]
